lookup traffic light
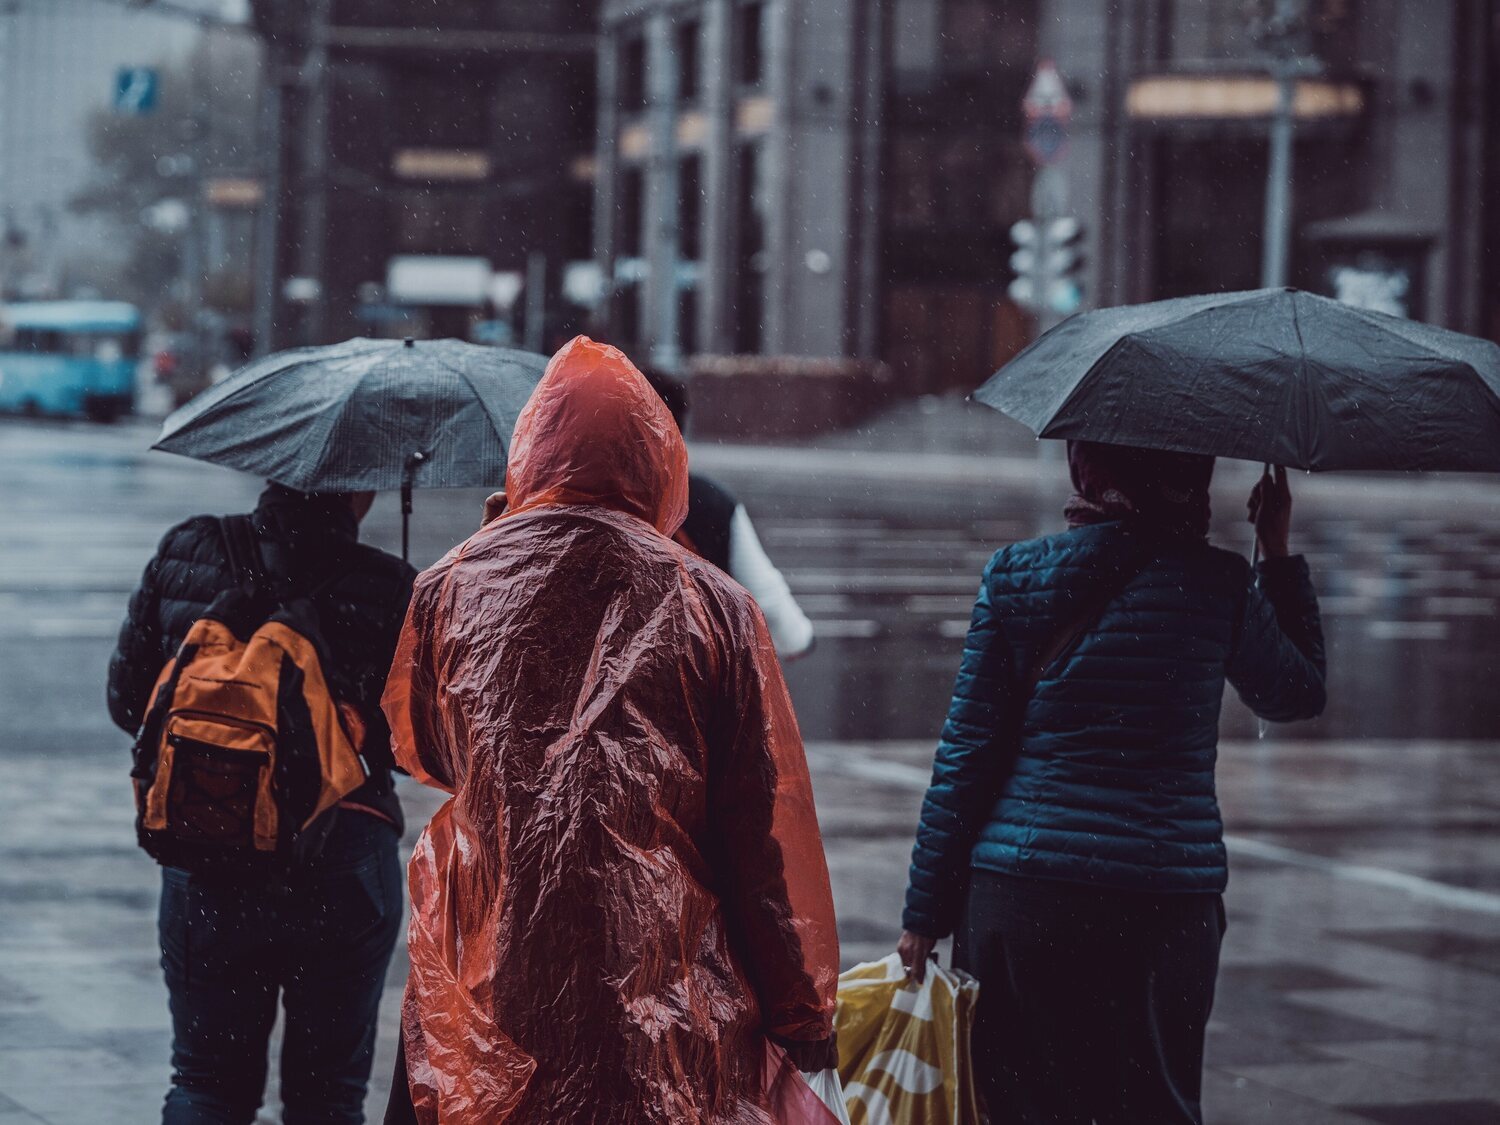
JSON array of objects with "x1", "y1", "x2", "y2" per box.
[{"x1": 1009, "y1": 217, "x2": 1085, "y2": 319}]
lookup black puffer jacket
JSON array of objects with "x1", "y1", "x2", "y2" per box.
[{"x1": 107, "y1": 485, "x2": 415, "y2": 834}]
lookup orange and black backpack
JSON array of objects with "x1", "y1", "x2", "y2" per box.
[{"x1": 130, "y1": 516, "x2": 369, "y2": 873}]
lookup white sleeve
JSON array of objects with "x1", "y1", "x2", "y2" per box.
[{"x1": 728, "y1": 504, "x2": 815, "y2": 659}]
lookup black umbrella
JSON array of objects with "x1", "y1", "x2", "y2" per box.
[
  {"x1": 154, "y1": 337, "x2": 548, "y2": 558},
  {"x1": 974, "y1": 288, "x2": 1500, "y2": 472}
]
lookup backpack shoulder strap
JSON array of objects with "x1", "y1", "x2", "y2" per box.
[
  {"x1": 1022, "y1": 545, "x2": 1153, "y2": 695},
  {"x1": 218, "y1": 515, "x2": 266, "y2": 594}
]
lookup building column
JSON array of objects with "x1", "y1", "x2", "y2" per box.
[
  {"x1": 844, "y1": 0, "x2": 886, "y2": 359},
  {"x1": 700, "y1": 0, "x2": 735, "y2": 354},
  {"x1": 593, "y1": 23, "x2": 621, "y2": 338},
  {"x1": 1446, "y1": 0, "x2": 1487, "y2": 332},
  {"x1": 643, "y1": 11, "x2": 681, "y2": 368},
  {"x1": 763, "y1": 0, "x2": 793, "y2": 353}
]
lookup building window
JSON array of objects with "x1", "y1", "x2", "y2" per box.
[
  {"x1": 618, "y1": 166, "x2": 644, "y2": 259},
  {"x1": 737, "y1": 3, "x2": 766, "y2": 90},
  {"x1": 679, "y1": 153, "x2": 703, "y2": 262},
  {"x1": 395, "y1": 190, "x2": 487, "y2": 253},
  {"x1": 733, "y1": 142, "x2": 769, "y2": 352},
  {"x1": 677, "y1": 153, "x2": 703, "y2": 357},
  {"x1": 612, "y1": 165, "x2": 646, "y2": 348},
  {"x1": 619, "y1": 33, "x2": 647, "y2": 110},
  {"x1": 395, "y1": 66, "x2": 489, "y2": 147},
  {"x1": 678, "y1": 285, "x2": 699, "y2": 357},
  {"x1": 890, "y1": 134, "x2": 936, "y2": 227},
  {"x1": 677, "y1": 19, "x2": 702, "y2": 104},
  {"x1": 1169, "y1": 0, "x2": 1359, "y2": 69}
]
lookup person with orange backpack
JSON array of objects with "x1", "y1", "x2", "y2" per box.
[{"x1": 108, "y1": 483, "x2": 415, "y2": 1124}]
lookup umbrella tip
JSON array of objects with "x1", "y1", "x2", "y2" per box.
[{"x1": 404, "y1": 336, "x2": 415, "y2": 348}]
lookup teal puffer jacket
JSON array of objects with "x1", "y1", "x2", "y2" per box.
[{"x1": 902, "y1": 521, "x2": 1324, "y2": 938}]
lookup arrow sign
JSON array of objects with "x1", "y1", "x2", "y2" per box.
[{"x1": 115, "y1": 67, "x2": 159, "y2": 115}]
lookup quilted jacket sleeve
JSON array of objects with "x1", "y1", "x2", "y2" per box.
[
  {"x1": 1227, "y1": 555, "x2": 1327, "y2": 723},
  {"x1": 106, "y1": 533, "x2": 170, "y2": 735},
  {"x1": 902, "y1": 558, "x2": 1021, "y2": 938}
]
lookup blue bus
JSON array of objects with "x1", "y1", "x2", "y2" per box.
[{"x1": 0, "y1": 300, "x2": 141, "y2": 421}]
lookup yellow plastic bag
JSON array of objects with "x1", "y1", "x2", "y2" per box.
[{"x1": 835, "y1": 954, "x2": 982, "y2": 1124}]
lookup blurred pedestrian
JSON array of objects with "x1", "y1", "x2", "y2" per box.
[
  {"x1": 643, "y1": 367, "x2": 815, "y2": 660},
  {"x1": 382, "y1": 337, "x2": 838, "y2": 1123},
  {"x1": 108, "y1": 483, "x2": 414, "y2": 1124},
  {"x1": 896, "y1": 444, "x2": 1326, "y2": 1124}
]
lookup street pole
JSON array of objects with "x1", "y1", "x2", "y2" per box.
[
  {"x1": 0, "y1": 4, "x2": 17, "y2": 301},
  {"x1": 251, "y1": 40, "x2": 284, "y2": 357},
  {"x1": 297, "y1": 0, "x2": 332, "y2": 346},
  {"x1": 648, "y1": 14, "x2": 681, "y2": 373},
  {"x1": 1258, "y1": 0, "x2": 1307, "y2": 290},
  {"x1": 523, "y1": 251, "x2": 547, "y2": 354},
  {"x1": 1261, "y1": 58, "x2": 1296, "y2": 288}
]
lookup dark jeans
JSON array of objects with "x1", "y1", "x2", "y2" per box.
[
  {"x1": 953, "y1": 870, "x2": 1225, "y2": 1125},
  {"x1": 159, "y1": 815, "x2": 403, "y2": 1124}
]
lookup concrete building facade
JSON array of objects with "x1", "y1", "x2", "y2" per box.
[
  {"x1": 596, "y1": 0, "x2": 1040, "y2": 390},
  {"x1": 595, "y1": 0, "x2": 886, "y2": 368},
  {"x1": 1047, "y1": 0, "x2": 1497, "y2": 337},
  {"x1": 597, "y1": 0, "x2": 1500, "y2": 397},
  {"x1": 250, "y1": 0, "x2": 600, "y2": 351}
]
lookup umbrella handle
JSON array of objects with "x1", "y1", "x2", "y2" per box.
[{"x1": 1252, "y1": 461, "x2": 1274, "y2": 739}]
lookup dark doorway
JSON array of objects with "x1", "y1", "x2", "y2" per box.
[{"x1": 1151, "y1": 136, "x2": 1266, "y2": 300}]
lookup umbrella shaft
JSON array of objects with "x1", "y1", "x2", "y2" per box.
[{"x1": 401, "y1": 480, "x2": 413, "y2": 562}]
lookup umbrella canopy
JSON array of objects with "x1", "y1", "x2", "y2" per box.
[
  {"x1": 154, "y1": 337, "x2": 547, "y2": 492},
  {"x1": 974, "y1": 288, "x2": 1500, "y2": 471}
]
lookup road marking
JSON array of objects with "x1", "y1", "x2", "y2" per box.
[
  {"x1": 1421, "y1": 596, "x2": 1496, "y2": 617},
  {"x1": 807, "y1": 619, "x2": 882, "y2": 639},
  {"x1": 1220, "y1": 836, "x2": 1500, "y2": 917},
  {"x1": 1368, "y1": 620, "x2": 1449, "y2": 640},
  {"x1": 23, "y1": 619, "x2": 121, "y2": 639},
  {"x1": 803, "y1": 744, "x2": 1500, "y2": 918}
]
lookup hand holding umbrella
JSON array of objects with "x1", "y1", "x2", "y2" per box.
[{"x1": 1248, "y1": 465, "x2": 1292, "y2": 560}]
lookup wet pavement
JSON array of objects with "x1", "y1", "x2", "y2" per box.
[{"x1": 0, "y1": 409, "x2": 1497, "y2": 1123}]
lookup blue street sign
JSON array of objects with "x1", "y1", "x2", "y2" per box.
[
  {"x1": 1025, "y1": 118, "x2": 1069, "y2": 165},
  {"x1": 114, "y1": 68, "x2": 159, "y2": 115}
]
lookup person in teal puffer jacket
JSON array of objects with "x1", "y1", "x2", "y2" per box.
[{"x1": 897, "y1": 441, "x2": 1325, "y2": 1125}]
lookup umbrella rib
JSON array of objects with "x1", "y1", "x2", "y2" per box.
[
  {"x1": 1038, "y1": 334, "x2": 1137, "y2": 439},
  {"x1": 155, "y1": 353, "x2": 314, "y2": 442},
  {"x1": 299, "y1": 357, "x2": 387, "y2": 488},
  {"x1": 154, "y1": 340, "x2": 386, "y2": 445},
  {"x1": 1288, "y1": 291, "x2": 1314, "y2": 468},
  {"x1": 426, "y1": 351, "x2": 517, "y2": 444}
]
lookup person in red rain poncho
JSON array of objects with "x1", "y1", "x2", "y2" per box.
[{"x1": 382, "y1": 336, "x2": 840, "y2": 1123}]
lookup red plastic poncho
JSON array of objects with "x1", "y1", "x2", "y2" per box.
[{"x1": 383, "y1": 336, "x2": 840, "y2": 1123}]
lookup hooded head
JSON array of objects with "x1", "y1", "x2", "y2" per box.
[
  {"x1": 504, "y1": 336, "x2": 689, "y2": 536},
  {"x1": 1064, "y1": 439, "x2": 1215, "y2": 540}
]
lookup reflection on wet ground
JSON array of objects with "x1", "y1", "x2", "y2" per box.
[
  {"x1": 1, "y1": 415, "x2": 1497, "y2": 1123},
  {"x1": 712, "y1": 466, "x2": 1500, "y2": 744}
]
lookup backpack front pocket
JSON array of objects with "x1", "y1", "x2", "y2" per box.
[{"x1": 163, "y1": 736, "x2": 267, "y2": 847}]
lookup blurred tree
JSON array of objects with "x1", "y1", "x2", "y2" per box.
[{"x1": 70, "y1": 31, "x2": 262, "y2": 315}]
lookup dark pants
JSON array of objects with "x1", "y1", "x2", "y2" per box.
[
  {"x1": 953, "y1": 870, "x2": 1225, "y2": 1125},
  {"x1": 158, "y1": 817, "x2": 403, "y2": 1124},
  {"x1": 383, "y1": 1031, "x2": 417, "y2": 1125}
]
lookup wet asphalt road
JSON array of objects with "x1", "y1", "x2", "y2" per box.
[{"x1": 1, "y1": 410, "x2": 1498, "y2": 1123}]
